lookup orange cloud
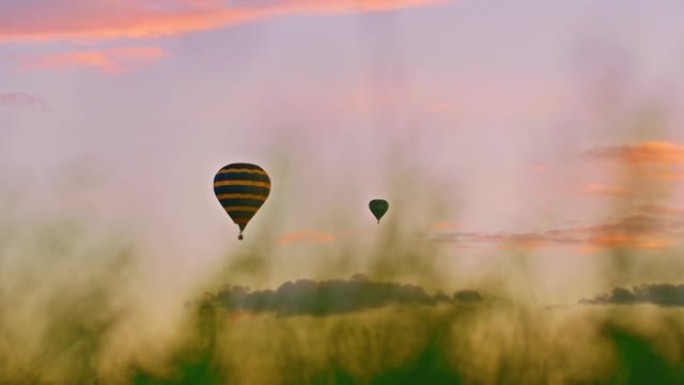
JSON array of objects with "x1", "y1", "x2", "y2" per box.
[
  {"x1": 587, "y1": 232, "x2": 673, "y2": 250},
  {"x1": 0, "y1": 92, "x2": 48, "y2": 110},
  {"x1": 20, "y1": 46, "x2": 166, "y2": 73},
  {"x1": 435, "y1": 206, "x2": 684, "y2": 253},
  {"x1": 586, "y1": 141, "x2": 684, "y2": 165},
  {"x1": 277, "y1": 230, "x2": 335, "y2": 244},
  {"x1": 585, "y1": 141, "x2": 684, "y2": 186},
  {"x1": 530, "y1": 162, "x2": 546, "y2": 171},
  {"x1": 0, "y1": 0, "x2": 447, "y2": 43},
  {"x1": 582, "y1": 183, "x2": 629, "y2": 197},
  {"x1": 428, "y1": 221, "x2": 459, "y2": 231}
]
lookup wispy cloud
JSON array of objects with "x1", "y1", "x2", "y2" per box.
[
  {"x1": 585, "y1": 141, "x2": 684, "y2": 165},
  {"x1": 582, "y1": 232, "x2": 672, "y2": 253},
  {"x1": 0, "y1": 91, "x2": 48, "y2": 110},
  {"x1": 19, "y1": 45, "x2": 167, "y2": 73},
  {"x1": 585, "y1": 141, "x2": 684, "y2": 182},
  {"x1": 434, "y1": 204, "x2": 684, "y2": 252},
  {"x1": 582, "y1": 183, "x2": 630, "y2": 197},
  {"x1": 530, "y1": 162, "x2": 547, "y2": 172},
  {"x1": 0, "y1": 0, "x2": 447, "y2": 43},
  {"x1": 277, "y1": 230, "x2": 336, "y2": 244},
  {"x1": 440, "y1": 230, "x2": 583, "y2": 251},
  {"x1": 428, "y1": 221, "x2": 459, "y2": 231}
]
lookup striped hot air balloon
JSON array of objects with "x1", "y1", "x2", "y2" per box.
[{"x1": 213, "y1": 163, "x2": 271, "y2": 240}]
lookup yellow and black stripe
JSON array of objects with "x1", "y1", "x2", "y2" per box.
[{"x1": 213, "y1": 163, "x2": 271, "y2": 239}]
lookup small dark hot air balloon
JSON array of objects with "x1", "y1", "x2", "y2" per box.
[
  {"x1": 369, "y1": 199, "x2": 389, "y2": 224},
  {"x1": 213, "y1": 163, "x2": 271, "y2": 240}
]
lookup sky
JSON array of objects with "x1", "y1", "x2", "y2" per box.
[{"x1": 2, "y1": 0, "x2": 684, "y2": 303}]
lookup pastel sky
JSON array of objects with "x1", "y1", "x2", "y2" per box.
[{"x1": 2, "y1": 0, "x2": 684, "y2": 302}]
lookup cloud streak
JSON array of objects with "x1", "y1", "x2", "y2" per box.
[
  {"x1": 434, "y1": 204, "x2": 684, "y2": 252},
  {"x1": 19, "y1": 45, "x2": 167, "y2": 73},
  {"x1": 0, "y1": 0, "x2": 447, "y2": 43},
  {"x1": 0, "y1": 91, "x2": 48, "y2": 110},
  {"x1": 428, "y1": 222, "x2": 460, "y2": 231},
  {"x1": 582, "y1": 183, "x2": 630, "y2": 197},
  {"x1": 585, "y1": 141, "x2": 684, "y2": 165},
  {"x1": 277, "y1": 230, "x2": 336, "y2": 244},
  {"x1": 585, "y1": 141, "x2": 684, "y2": 182}
]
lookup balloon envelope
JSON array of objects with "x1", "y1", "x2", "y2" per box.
[
  {"x1": 369, "y1": 199, "x2": 389, "y2": 223},
  {"x1": 213, "y1": 163, "x2": 271, "y2": 240}
]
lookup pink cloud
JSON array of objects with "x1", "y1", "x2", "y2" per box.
[
  {"x1": 0, "y1": 0, "x2": 447, "y2": 43},
  {"x1": 19, "y1": 46, "x2": 167, "y2": 74}
]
